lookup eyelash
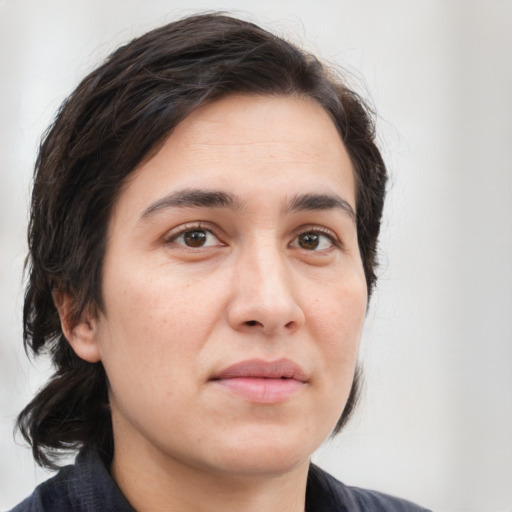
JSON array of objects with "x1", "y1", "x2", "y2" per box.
[
  {"x1": 164, "y1": 223, "x2": 341, "y2": 251},
  {"x1": 291, "y1": 226, "x2": 341, "y2": 251},
  {"x1": 164, "y1": 222, "x2": 224, "y2": 248}
]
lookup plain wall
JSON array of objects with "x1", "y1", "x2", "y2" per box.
[{"x1": 1, "y1": 1, "x2": 511, "y2": 510}]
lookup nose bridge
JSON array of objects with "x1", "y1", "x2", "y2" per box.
[
  {"x1": 247, "y1": 236, "x2": 288, "y2": 298},
  {"x1": 228, "y1": 232, "x2": 304, "y2": 334}
]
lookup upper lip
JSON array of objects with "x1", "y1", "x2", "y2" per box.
[{"x1": 213, "y1": 358, "x2": 308, "y2": 382}]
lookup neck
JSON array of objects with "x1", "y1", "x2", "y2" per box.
[{"x1": 111, "y1": 433, "x2": 309, "y2": 512}]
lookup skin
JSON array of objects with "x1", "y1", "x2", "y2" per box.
[{"x1": 58, "y1": 94, "x2": 368, "y2": 512}]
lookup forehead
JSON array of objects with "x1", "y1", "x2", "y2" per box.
[
  {"x1": 115, "y1": 94, "x2": 355, "y2": 219},
  {"x1": 167, "y1": 94, "x2": 349, "y2": 177}
]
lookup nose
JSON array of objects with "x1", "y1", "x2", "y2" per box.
[{"x1": 226, "y1": 241, "x2": 306, "y2": 336}]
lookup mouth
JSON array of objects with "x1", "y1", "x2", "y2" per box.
[{"x1": 211, "y1": 358, "x2": 308, "y2": 404}]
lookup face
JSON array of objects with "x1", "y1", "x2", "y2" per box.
[{"x1": 81, "y1": 94, "x2": 367, "y2": 478}]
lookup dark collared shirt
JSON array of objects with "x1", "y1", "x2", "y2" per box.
[{"x1": 9, "y1": 449, "x2": 431, "y2": 511}]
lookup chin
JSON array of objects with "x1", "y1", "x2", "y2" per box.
[
  {"x1": 205, "y1": 426, "x2": 325, "y2": 477},
  {"x1": 214, "y1": 452, "x2": 309, "y2": 478}
]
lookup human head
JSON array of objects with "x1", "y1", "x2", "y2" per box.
[{"x1": 18, "y1": 13, "x2": 387, "y2": 468}]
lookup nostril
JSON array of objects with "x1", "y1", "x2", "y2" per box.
[{"x1": 246, "y1": 320, "x2": 260, "y2": 327}]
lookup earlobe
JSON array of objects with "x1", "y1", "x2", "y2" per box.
[{"x1": 52, "y1": 290, "x2": 102, "y2": 363}]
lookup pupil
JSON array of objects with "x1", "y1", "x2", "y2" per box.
[
  {"x1": 299, "y1": 232, "x2": 319, "y2": 250},
  {"x1": 184, "y1": 230, "x2": 207, "y2": 247}
]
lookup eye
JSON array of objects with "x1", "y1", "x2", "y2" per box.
[
  {"x1": 292, "y1": 230, "x2": 335, "y2": 251},
  {"x1": 169, "y1": 228, "x2": 222, "y2": 248}
]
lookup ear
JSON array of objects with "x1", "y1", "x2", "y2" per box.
[{"x1": 52, "y1": 290, "x2": 102, "y2": 363}]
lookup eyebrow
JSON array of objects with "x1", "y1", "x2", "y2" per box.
[
  {"x1": 141, "y1": 189, "x2": 242, "y2": 219},
  {"x1": 140, "y1": 188, "x2": 355, "y2": 222},
  {"x1": 287, "y1": 193, "x2": 356, "y2": 221}
]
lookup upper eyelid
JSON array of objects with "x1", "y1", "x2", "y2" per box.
[
  {"x1": 164, "y1": 222, "x2": 217, "y2": 241},
  {"x1": 164, "y1": 224, "x2": 225, "y2": 250},
  {"x1": 294, "y1": 226, "x2": 345, "y2": 251},
  {"x1": 290, "y1": 224, "x2": 340, "y2": 241}
]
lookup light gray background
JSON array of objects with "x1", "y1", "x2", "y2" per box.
[{"x1": 1, "y1": 1, "x2": 511, "y2": 510}]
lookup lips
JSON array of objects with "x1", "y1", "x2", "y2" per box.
[{"x1": 212, "y1": 358, "x2": 308, "y2": 403}]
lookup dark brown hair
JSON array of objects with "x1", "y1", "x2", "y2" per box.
[{"x1": 17, "y1": 13, "x2": 387, "y2": 469}]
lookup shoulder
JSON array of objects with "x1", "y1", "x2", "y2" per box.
[
  {"x1": 346, "y1": 486, "x2": 432, "y2": 512},
  {"x1": 7, "y1": 449, "x2": 135, "y2": 512},
  {"x1": 307, "y1": 464, "x2": 432, "y2": 512},
  {"x1": 7, "y1": 464, "x2": 76, "y2": 512}
]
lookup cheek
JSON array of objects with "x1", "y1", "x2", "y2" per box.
[
  {"x1": 307, "y1": 273, "x2": 367, "y2": 375},
  {"x1": 299, "y1": 275, "x2": 366, "y2": 439},
  {"x1": 97, "y1": 265, "x2": 227, "y2": 380},
  {"x1": 96, "y1": 275, "x2": 206, "y2": 426}
]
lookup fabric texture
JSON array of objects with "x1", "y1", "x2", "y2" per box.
[{"x1": 9, "y1": 449, "x2": 431, "y2": 511}]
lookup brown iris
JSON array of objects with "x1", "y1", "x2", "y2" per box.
[
  {"x1": 183, "y1": 230, "x2": 207, "y2": 247},
  {"x1": 298, "y1": 232, "x2": 320, "y2": 250}
]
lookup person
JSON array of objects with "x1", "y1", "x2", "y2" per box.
[{"x1": 10, "y1": 13, "x2": 430, "y2": 512}]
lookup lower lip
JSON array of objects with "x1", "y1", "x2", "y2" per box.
[{"x1": 214, "y1": 377, "x2": 305, "y2": 403}]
